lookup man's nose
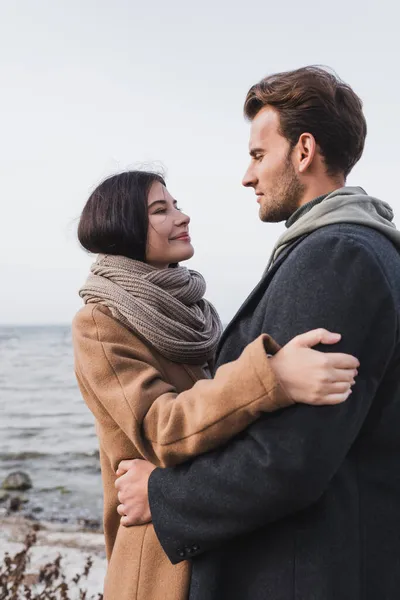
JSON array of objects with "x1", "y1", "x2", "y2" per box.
[{"x1": 242, "y1": 165, "x2": 256, "y2": 188}]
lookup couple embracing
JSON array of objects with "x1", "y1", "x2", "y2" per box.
[{"x1": 72, "y1": 66, "x2": 400, "y2": 600}]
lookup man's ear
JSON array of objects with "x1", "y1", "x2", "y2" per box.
[{"x1": 293, "y1": 133, "x2": 317, "y2": 174}]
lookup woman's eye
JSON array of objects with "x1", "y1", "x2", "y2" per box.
[
  {"x1": 154, "y1": 209, "x2": 166, "y2": 214},
  {"x1": 176, "y1": 206, "x2": 182, "y2": 212}
]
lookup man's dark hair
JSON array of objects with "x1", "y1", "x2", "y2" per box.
[
  {"x1": 244, "y1": 66, "x2": 367, "y2": 178},
  {"x1": 78, "y1": 170, "x2": 165, "y2": 261}
]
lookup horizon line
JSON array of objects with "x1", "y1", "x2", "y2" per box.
[{"x1": 0, "y1": 322, "x2": 72, "y2": 327}]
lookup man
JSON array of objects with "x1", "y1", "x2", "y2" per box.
[{"x1": 116, "y1": 67, "x2": 400, "y2": 599}]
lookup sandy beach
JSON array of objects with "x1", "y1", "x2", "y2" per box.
[
  {"x1": 0, "y1": 326, "x2": 107, "y2": 597},
  {"x1": 0, "y1": 515, "x2": 106, "y2": 597}
]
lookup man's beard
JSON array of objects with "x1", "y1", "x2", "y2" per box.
[{"x1": 259, "y1": 154, "x2": 305, "y2": 223}]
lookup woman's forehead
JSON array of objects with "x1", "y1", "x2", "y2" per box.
[{"x1": 147, "y1": 182, "x2": 176, "y2": 205}]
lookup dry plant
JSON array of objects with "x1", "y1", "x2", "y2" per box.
[{"x1": 0, "y1": 530, "x2": 103, "y2": 600}]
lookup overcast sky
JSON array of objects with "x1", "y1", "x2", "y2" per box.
[{"x1": 1, "y1": 0, "x2": 399, "y2": 325}]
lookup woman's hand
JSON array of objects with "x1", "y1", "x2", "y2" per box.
[{"x1": 269, "y1": 329, "x2": 359, "y2": 405}]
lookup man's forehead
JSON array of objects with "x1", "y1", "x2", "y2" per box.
[{"x1": 249, "y1": 107, "x2": 280, "y2": 147}]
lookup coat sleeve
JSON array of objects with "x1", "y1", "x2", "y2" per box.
[
  {"x1": 72, "y1": 304, "x2": 291, "y2": 468},
  {"x1": 148, "y1": 229, "x2": 397, "y2": 564}
]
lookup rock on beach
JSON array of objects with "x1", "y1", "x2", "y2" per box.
[{"x1": 2, "y1": 471, "x2": 33, "y2": 491}]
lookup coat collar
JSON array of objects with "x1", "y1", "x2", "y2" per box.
[{"x1": 216, "y1": 235, "x2": 308, "y2": 359}]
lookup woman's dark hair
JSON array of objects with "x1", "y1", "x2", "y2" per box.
[
  {"x1": 244, "y1": 66, "x2": 367, "y2": 178},
  {"x1": 78, "y1": 170, "x2": 165, "y2": 261}
]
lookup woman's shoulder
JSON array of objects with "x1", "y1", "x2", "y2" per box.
[
  {"x1": 72, "y1": 304, "x2": 142, "y2": 348},
  {"x1": 72, "y1": 304, "x2": 170, "y2": 372},
  {"x1": 73, "y1": 303, "x2": 113, "y2": 332}
]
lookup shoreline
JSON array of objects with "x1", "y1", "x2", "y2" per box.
[{"x1": 0, "y1": 515, "x2": 106, "y2": 597}]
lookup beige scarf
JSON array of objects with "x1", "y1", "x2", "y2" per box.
[
  {"x1": 266, "y1": 186, "x2": 400, "y2": 271},
  {"x1": 79, "y1": 254, "x2": 222, "y2": 365}
]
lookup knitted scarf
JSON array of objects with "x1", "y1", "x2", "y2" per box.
[{"x1": 79, "y1": 254, "x2": 222, "y2": 365}]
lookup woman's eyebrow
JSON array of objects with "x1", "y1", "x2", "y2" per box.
[
  {"x1": 148, "y1": 199, "x2": 178, "y2": 208},
  {"x1": 148, "y1": 199, "x2": 167, "y2": 208}
]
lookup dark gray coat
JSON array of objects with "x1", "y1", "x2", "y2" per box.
[{"x1": 149, "y1": 224, "x2": 400, "y2": 600}]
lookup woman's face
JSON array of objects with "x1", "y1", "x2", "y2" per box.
[{"x1": 146, "y1": 181, "x2": 194, "y2": 269}]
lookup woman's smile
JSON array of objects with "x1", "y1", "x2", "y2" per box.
[{"x1": 170, "y1": 232, "x2": 191, "y2": 243}]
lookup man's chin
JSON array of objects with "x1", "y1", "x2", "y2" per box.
[{"x1": 259, "y1": 208, "x2": 286, "y2": 224}]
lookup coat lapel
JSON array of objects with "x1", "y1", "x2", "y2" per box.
[
  {"x1": 218, "y1": 235, "x2": 308, "y2": 353},
  {"x1": 182, "y1": 364, "x2": 204, "y2": 384}
]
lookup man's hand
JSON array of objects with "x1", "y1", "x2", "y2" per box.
[{"x1": 115, "y1": 459, "x2": 157, "y2": 526}]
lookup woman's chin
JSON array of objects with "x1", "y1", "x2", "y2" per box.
[{"x1": 176, "y1": 245, "x2": 195, "y2": 263}]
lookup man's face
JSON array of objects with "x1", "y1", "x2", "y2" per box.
[{"x1": 242, "y1": 106, "x2": 305, "y2": 222}]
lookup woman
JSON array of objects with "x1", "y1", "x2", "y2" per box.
[{"x1": 72, "y1": 171, "x2": 358, "y2": 600}]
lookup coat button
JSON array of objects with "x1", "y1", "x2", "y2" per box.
[
  {"x1": 177, "y1": 549, "x2": 185, "y2": 558},
  {"x1": 192, "y1": 544, "x2": 200, "y2": 552}
]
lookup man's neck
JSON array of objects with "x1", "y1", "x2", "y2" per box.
[
  {"x1": 297, "y1": 179, "x2": 345, "y2": 208},
  {"x1": 286, "y1": 193, "x2": 330, "y2": 229},
  {"x1": 285, "y1": 180, "x2": 346, "y2": 228}
]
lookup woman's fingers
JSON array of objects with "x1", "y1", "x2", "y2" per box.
[
  {"x1": 325, "y1": 381, "x2": 353, "y2": 394},
  {"x1": 270, "y1": 335, "x2": 360, "y2": 406},
  {"x1": 294, "y1": 329, "x2": 342, "y2": 348},
  {"x1": 319, "y1": 390, "x2": 352, "y2": 405},
  {"x1": 117, "y1": 503, "x2": 126, "y2": 517},
  {"x1": 321, "y1": 369, "x2": 357, "y2": 385},
  {"x1": 331, "y1": 368, "x2": 358, "y2": 383},
  {"x1": 325, "y1": 352, "x2": 360, "y2": 370}
]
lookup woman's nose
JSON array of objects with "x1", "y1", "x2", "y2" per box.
[{"x1": 175, "y1": 210, "x2": 190, "y2": 226}]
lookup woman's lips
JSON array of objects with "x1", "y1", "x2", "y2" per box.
[{"x1": 171, "y1": 234, "x2": 191, "y2": 242}]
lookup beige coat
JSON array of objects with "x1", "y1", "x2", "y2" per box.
[{"x1": 72, "y1": 303, "x2": 291, "y2": 600}]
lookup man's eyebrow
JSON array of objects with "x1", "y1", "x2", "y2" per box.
[
  {"x1": 148, "y1": 199, "x2": 178, "y2": 209},
  {"x1": 249, "y1": 147, "x2": 265, "y2": 158}
]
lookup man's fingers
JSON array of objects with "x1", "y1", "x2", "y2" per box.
[
  {"x1": 120, "y1": 514, "x2": 148, "y2": 527},
  {"x1": 117, "y1": 459, "x2": 136, "y2": 476},
  {"x1": 114, "y1": 471, "x2": 126, "y2": 490},
  {"x1": 117, "y1": 504, "x2": 126, "y2": 517},
  {"x1": 119, "y1": 516, "x2": 131, "y2": 527}
]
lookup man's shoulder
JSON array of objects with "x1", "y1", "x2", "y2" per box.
[
  {"x1": 302, "y1": 222, "x2": 391, "y2": 246},
  {"x1": 286, "y1": 223, "x2": 399, "y2": 269},
  {"x1": 266, "y1": 222, "x2": 400, "y2": 302}
]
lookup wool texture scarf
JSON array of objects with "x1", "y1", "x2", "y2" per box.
[
  {"x1": 266, "y1": 186, "x2": 400, "y2": 271},
  {"x1": 79, "y1": 255, "x2": 223, "y2": 365}
]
